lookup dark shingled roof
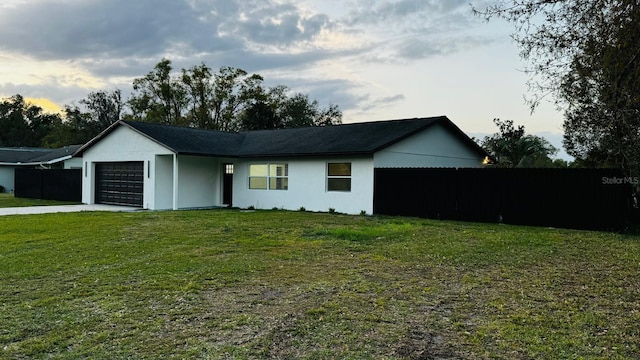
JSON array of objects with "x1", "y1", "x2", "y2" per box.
[
  {"x1": 123, "y1": 121, "x2": 244, "y2": 157},
  {"x1": 75, "y1": 116, "x2": 487, "y2": 159},
  {"x1": 0, "y1": 145, "x2": 81, "y2": 164},
  {"x1": 238, "y1": 116, "x2": 448, "y2": 156}
]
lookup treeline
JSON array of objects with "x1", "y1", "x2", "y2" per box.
[{"x1": 0, "y1": 59, "x2": 342, "y2": 148}]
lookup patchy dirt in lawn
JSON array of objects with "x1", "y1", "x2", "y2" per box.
[{"x1": 149, "y1": 257, "x2": 478, "y2": 359}]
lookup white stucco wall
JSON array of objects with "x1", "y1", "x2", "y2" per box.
[
  {"x1": 154, "y1": 155, "x2": 174, "y2": 210},
  {"x1": 232, "y1": 156, "x2": 374, "y2": 215},
  {"x1": 374, "y1": 123, "x2": 485, "y2": 168},
  {"x1": 175, "y1": 155, "x2": 220, "y2": 209},
  {"x1": 0, "y1": 166, "x2": 15, "y2": 192},
  {"x1": 81, "y1": 126, "x2": 174, "y2": 208},
  {"x1": 64, "y1": 157, "x2": 83, "y2": 169}
]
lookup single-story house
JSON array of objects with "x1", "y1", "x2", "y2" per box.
[
  {"x1": 0, "y1": 145, "x2": 82, "y2": 193},
  {"x1": 73, "y1": 116, "x2": 490, "y2": 214}
]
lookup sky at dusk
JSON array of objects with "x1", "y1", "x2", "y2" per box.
[{"x1": 0, "y1": 0, "x2": 570, "y2": 158}]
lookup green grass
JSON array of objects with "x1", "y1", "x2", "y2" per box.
[
  {"x1": 0, "y1": 193, "x2": 79, "y2": 208},
  {"x1": 1, "y1": 209, "x2": 639, "y2": 359}
]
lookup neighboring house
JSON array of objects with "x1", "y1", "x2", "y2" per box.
[
  {"x1": 73, "y1": 116, "x2": 489, "y2": 214},
  {"x1": 0, "y1": 145, "x2": 82, "y2": 193}
]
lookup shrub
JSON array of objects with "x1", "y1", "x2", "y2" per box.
[
  {"x1": 0, "y1": 185, "x2": 4, "y2": 193},
  {"x1": 299, "y1": 206, "x2": 306, "y2": 212},
  {"x1": 360, "y1": 210, "x2": 367, "y2": 216},
  {"x1": 328, "y1": 208, "x2": 336, "y2": 214}
]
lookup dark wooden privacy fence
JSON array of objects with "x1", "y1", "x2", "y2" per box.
[
  {"x1": 374, "y1": 168, "x2": 634, "y2": 230},
  {"x1": 15, "y1": 169, "x2": 82, "y2": 202}
]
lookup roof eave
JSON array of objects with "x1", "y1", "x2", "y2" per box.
[
  {"x1": 237, "y1": 150, "x2": 374, "y2": 158},
  {"x1": 73, "y1": 121, "x2": 178, "y2": 157},
  {"x1": 176, "y1": 151, "x2": 239, "y2": 158},
  {"x1": 0, "y1": 155, "x2": 72, "y2": 166},
  {"x1": 43, "y1": 155, "x2": 74, "y2": 164},
  {"x1": 0, "y1": 162, "x2": 44, "y2": 166},
  {"x1": 73, "y1": 121, "x2": 121, "y2": 157}
]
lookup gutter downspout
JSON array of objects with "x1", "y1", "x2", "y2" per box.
[{"x1": 173, "y1": 153, "x2": 179, "y2": 210}]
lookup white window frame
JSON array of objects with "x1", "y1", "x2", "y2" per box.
[
  {"x1": 327, "y1": 162, "x2": 351, "y2": 192},
  {"x1": 248, "y1": 163, "x2": 288, "y2": 190}
]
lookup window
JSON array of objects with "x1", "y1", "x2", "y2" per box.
[
  {"x1": 327, "y1": 162, "x2": 351, "y2": 192},
  {"x1": 249, "y1": 163, "x2": 288, "y2": 190},
  {"x1": 249, "y1": 164, "x2": 268, "y2": 189},
  {"x1": 269, "y1": 164, "x2": 288, "y2": 190}
]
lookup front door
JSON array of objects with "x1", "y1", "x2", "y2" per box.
[{"x1": 222, "y1": 163, "x2": 233, "y2": 207}]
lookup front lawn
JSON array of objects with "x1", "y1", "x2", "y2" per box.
[
  {"x1": 0, "y1": 193, "x2": 79, "y2": 208},
  {"x1": 1, "y1": 210, "x2": 639, "y2": 359}
]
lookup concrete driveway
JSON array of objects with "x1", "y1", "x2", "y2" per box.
[{"x1": 0, "y1": 204, "x2": 140, "y2": 216}]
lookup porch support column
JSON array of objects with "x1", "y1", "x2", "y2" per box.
[{"x1": 172, "y1": 153, "x2": 179, "y2": 210}]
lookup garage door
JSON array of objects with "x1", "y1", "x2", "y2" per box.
[{"x1": 95, "y1": 162, "x2": 144, "y2": 207}]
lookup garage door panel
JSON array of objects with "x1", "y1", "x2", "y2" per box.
[{"x1": 96, "y1": 162, "x2": 143, "y2": 207}]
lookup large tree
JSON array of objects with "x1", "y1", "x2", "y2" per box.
[
  {"x1": 81, "y1": 89, "x2": 123, "y2": 132},
  {"x1": 129, "y1": 59, "x2": 342, "y2": 131},
  {"x1": 481, "y1": 119, "x2": 557, "y2": 168},
  {"x1": 43, "y1": 107, "x2": 90, "y2": 148},
  {"x1": 181, "y1": 63, "x2": 215, "y2": 129},
  {"x1": 281, "y1": 93, "x2": 342, "y2": 128},
  {"x1": 560, "y1": 4, "x2": 640, "y2": 172},
  {"x1": 240, "y1": 100, "x2": 282, "y2": 130},
  {"x1": 0, "y1": 95, "x2": 61, "y2": 147},
  {"x1": 211, "y1": 66, "x2": 265, "y2": 132},
  {"x1": 129, "y1": 60, "x2": 266, "y2": 131},
  {"x1": 44, "y1": 90, "x2": 123, "y2": 148},
  {"x1": 475, "y1": 0, "x2": 640, "y2": 175},
  {"x1": 128, "y1": 59, "x2": 189, "y2": 126},
  {"x1": 240, "y1": 90, "x2": 342, "y2": 130}
]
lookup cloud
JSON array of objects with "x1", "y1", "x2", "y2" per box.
[
  {"x1": 260, "y1": 75, "x2": 362, "y2": 112},
  {"x1": 0, "y1": 0, "x2": 333, "y2": 61},
  {"x1": 0, "y1": 0, "x2": 344, "y2": 83},
  {"x1": 357, "y1": 94, "x2": 406, "y2": 113},
  {"x1": 25, "y1": 97, "x2": 64, "y2": 114},
  {"x1": 0, "y1": 0, "x2": 485, "y2": 66},
  {"x1": 0, "y1": 81, "x2": 91, "y2": 109},
  {"x1": 344, "y1": 0, "x2": 469, "y2": 26},
  {"x1": 379, "y1": 94, "x2": 405, "y2": 104},
  {"x1": 337, "y1": 0, "x2": 492, "y2": 61},
  {"x1": 222, "y1": 2, "x2": 332, "y2": 47},
  {"x1": 397, "y1": 35, "x2": 493, "y2": 59},
  {"x1": 0, "y1": 0, "x2": 505, "y2": 122},
  {"x1": 0, "y1": 0, "x2": 188, "y2": 58}
]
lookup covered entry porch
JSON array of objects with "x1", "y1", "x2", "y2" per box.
[{"x1": 151, "y1": 154, "x2": 234, "y2": 210}]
